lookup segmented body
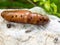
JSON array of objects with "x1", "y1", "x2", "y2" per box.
[{"x1": 1, "y1": 10, "x2": 49, "y2": 25}]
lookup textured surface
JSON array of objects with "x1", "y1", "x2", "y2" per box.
[
  {"x1": 1, "y1": 10, "x2": 49, "y2": 25},
  {"x1": 0, "y1": 7, "x2": 60, "y2": 45}
]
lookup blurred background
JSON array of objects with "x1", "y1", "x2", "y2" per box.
[{"x1": 0, "y1": 0, "x2": 60, "y2": 17}]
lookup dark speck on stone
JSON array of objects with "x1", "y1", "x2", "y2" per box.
[
  {"x1": 54, "y1": 37, "x2": 58, "y2": 43},
  {"x1": 7, "y1": 24, "x2": 11, "y2": 28},
  {"x1": 58, "y1": 21, "x2": 60, "y2": 23},
  {"x1": 25, "y1": 30, "x2": 32, "y2": 33}
]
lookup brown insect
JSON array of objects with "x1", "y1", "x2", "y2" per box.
[{"x1": 1, "y1": 10, "x2": 49, "y2": 25}]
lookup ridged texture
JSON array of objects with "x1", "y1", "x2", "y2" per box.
[{"x1": 1, "y1": 10, "x2": 49, "y2": 25}]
